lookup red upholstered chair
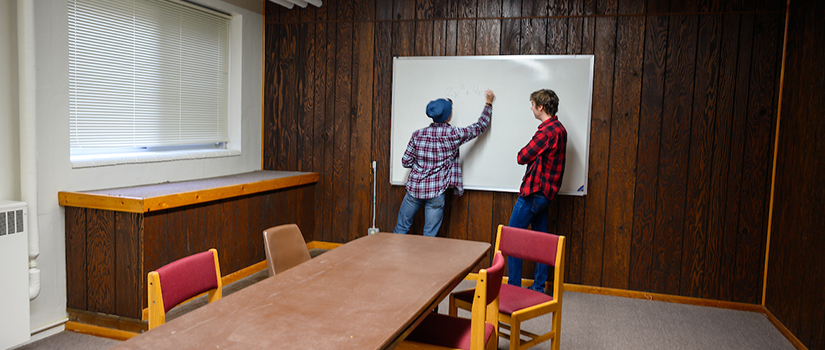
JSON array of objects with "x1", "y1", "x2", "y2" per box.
[
  {"x1": 147, "y1": 249, "x2": 222, "y2": 330},
  {"x1": 398, "y1": 252, "x2": 505, "y2": 350},
  {"x1": 449, "y1": 225, "x2": 566, "y2": 350}
]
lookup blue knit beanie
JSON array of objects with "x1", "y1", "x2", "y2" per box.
[{"x1": 426, "y1": 99, "x2": 452, "y2": 123}]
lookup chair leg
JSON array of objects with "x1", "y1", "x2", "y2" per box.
[
  {"x1": 509, "y1": 318, "x2": 522, "y2": 350},
  {"x1": 448, "y1": 295, "x2": 458, "y2": 317},
  {"x1": 551, "y1": 310, "x2": 562, "y2": 350}
]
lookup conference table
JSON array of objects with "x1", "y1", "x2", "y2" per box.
[{"x1": 111, "y1": 232, "x2": 491, "y2": 349}]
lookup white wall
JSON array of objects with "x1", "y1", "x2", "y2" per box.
[
  {"x1": 1, "y1": 1, "x2": 20, "y2": 201},
  {"x1": 3, "y1": 0, "x2": 263, "y2": 341}
]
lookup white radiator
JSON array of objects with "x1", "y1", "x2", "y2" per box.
[{"x1": 0, "y1": 200, "x2": 30, "y2": 349}]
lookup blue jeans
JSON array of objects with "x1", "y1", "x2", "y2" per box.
[
  {"x1": 507, "y1": 193, "x2": 551, "y2": 292},
  {"x1": 394, "y1": 192, "x2": 446, "y2": 237}
]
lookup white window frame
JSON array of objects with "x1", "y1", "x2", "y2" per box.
[{"x1": 68, "y1": 0, "x2": 244, "y2": 168}]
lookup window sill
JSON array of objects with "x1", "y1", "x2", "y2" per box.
[{"x1": 70, "y1": 148, "x2": 241, "y2": 169}]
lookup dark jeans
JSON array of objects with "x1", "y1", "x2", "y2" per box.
[{"x1": 507, "y1": 193, "x2": 551, "y2": 292}]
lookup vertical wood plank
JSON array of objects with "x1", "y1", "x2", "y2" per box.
[
  {"x1": 651, "y1": 14, "x2": 697, "y2": 295},
  {"x1": 476, "y1": 0, "x2": 500, "y2": 56},
  {"x1": 186, "y1": 204, "x2": 205, "y2": 257},
  {"x1": 602, "y1": 14, "x2": 644, "y2": 290},
  {"x1": 733, "y1": 12, "x2": 781, "y2": 304},
  {"x1": 247, "y1": 194, "x2": 267, "y2": 266},
  {"x1": 581, "y1": 0, "x2": 597, "y2": 55},
  {"x1": 681, "y1": 14, "x2": 722, "y2": 298},
  {"x1": 333, "y1": 5, "x2": 354, "y2": 242},
  {"x1": 501, "y1": 0, "x2": 521, "y2": 55},
  {"x1": 456, "y1": 0, "x2": 477, "y2": 56},
  {"x1": 521, "y1": 0, "x2": 547, "y2": 54},
  {"x1": 317, "y1": 4, "x2": 336, "y2": 243},
  {"x1": 317, "y1": 2, "x2": 334, "y2": 242},
  {"x1": 297, "y1": 12, "x2": 316, "y2": 174},
  {"x1": 298, "y1": 186, "x2": 317, "y2": 243},
  {"x1": 263, "y1": 15, "x2": 279, "y2": 171},
  {"x1": 566, "y1": 0, "x2": 583, "y2": 54},
  {"x1": 374, "y1": 6, "x2": 393, "y2": 234},
  {"x1": 415, "y1": 0, "x2": 434, "y2": 56},
  {"x1": 234, "y1": 197, "x2": 250, "y2": 274},
  {"x1": 548, "y1": 0, "x2": 568, "y2": 54},
  {"x1": 86, "y1": 209, "x2": 115, "y2": 314},
  {"x1": 165, "y1": 208, "x2": 187, "y2": 263},
  {"x1": 629, "y1": 15, "x2": 668, "y2": 292},
  {"x1": 143, "y1": 212, "x2": 166, "y2": 274},
  {"x1": 704, "y1": 13, "x2": 739, "y2": 300},
  {"x1": 202, "y1": 202, "x2": 221, "y2": 257},
  {"x1": 65, "y1": 207, "x2": 87, "y2": 311},
  {"x1": 719, "y1": 14, "x2": 753, "y2": 302},
  {"x1": 567, "y1": 196, "x2": 586, "y2": 284},
  {"x1": 114, "y1": 212, "x2": 142, "y2": 319},
  {"x1": 351, "y1": 19, "x2": 375, "y2": 241},
  {"x1": 219, "y1": 199, "x2": 236, "y2": 274},
  {"x1": 280, "y1": 21, "x2": 299, "y2": 170},
  {"x1": 581, "y1": 3, "x2": 617, "y2": 286}
]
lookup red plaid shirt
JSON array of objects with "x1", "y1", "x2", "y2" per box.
[
  {"x1": 402, "y1": 105, "x2": 492, "y2": 199},
  {"x1": 518, "y1": 116, "x2": 567, "y2": 200}
]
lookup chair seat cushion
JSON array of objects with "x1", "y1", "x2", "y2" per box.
[
  {"x1": 453, "y1": 284, "x2": 554, "y2": 315},
  {"x1": 405, "y1": 312, "x2": 495, "y2": 350}
]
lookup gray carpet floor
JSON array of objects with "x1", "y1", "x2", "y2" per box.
[
  {"x1": 445, "y1": 280, "x2": 794, "y2": 350},
  {"x1": 15, "y1": 270, "x2": 795, "y2": 350}
]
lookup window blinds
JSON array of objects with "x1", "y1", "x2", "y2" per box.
[{"x1": 69, "y1": 0, "x2": 229, "y2": 149}]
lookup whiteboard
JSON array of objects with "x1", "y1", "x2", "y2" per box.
[{"x1": 390, "y1": 55, "x2": 594, "y2": 195}]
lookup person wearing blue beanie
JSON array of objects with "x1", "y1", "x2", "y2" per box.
[
  {"x1": 426, "y1": 98, "x2": 452, "y2": 123},
  {"x1": 394, "y1": 89, "x2": 496, "y2": 237}
]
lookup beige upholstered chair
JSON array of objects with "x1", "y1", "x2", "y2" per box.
[{"x1": 262, "y1": 224, "x2": 312, "y2": 276}]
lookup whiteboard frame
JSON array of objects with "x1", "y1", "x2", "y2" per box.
[{"x1": 390, "y1": 55, "x2": 594, "y2": 196}]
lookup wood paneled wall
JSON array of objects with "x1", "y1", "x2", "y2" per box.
[
  {"x1": 765, "y1": 0, "x2": 825, "y2": 349},
  {"x1": 263, "y1": 0, "x2": 785, "y2": 305}
]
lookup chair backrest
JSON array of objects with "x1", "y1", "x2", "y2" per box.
[
  {"x1": 495, "y1": 224, "x2": 565, "y2": 297},
  {"x1": 262, "y1": 224, "x2": 312, "y2": 276},
  {"x1": 471, "y1": 251, "x2": 505, "y2": 349},
  {"x1": 148, "y1": 249, "x2": 222, "y2": 329}
]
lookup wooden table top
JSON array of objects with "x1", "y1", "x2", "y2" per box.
[{"x1": 111, "y1": 233, "x2": 491, "y2": 349}]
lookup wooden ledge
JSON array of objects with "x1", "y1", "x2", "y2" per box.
[{"x1": 58, "y1": 170, "x2": 318, "y2": 213}]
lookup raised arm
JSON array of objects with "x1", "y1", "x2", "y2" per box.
[{"x1": 457, "y1": 90, "x2": 495, "y2": 143}]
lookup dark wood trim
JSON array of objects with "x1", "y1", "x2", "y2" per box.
[{"x1": 68, "y1": 308, "x2": 147, "y2": 334}]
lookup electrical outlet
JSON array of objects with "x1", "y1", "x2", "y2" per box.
[{"x1": 368, "y1": 227, "x2": 380, "y2": 235}]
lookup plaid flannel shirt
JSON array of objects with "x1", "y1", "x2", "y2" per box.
[
  {"x1": 518, "y1": 116, "x2": 567, "y2": 200},
  {"x1": 402, "y1": 105, "x2": 492, "y2": 199}
]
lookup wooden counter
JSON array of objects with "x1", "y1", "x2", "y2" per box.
[
  {"x1": 60, "y1": 171, "x2": 318, "y2": 332},
  {"x1": 59, "y1": 171, "x2": 318, "y2": 213}
]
